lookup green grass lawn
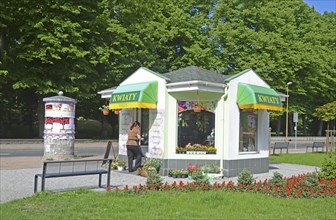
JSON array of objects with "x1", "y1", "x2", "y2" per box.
[
  {"x1": 1, "y1": 190, "x2": 335, "y2": 220},
  {"x1": 269, "y1": 152, "x2": 329, "y2": 167}
]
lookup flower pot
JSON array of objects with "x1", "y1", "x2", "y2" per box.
[
  {"x1": 114, "y1": 109, "x2": 120, "y2": 115},
  {"x1": 102, "y1": 109, "x2": 109, "y2": 115},
  {"x1": 193, "y1": 106, "x2": 201, "y2": 113},
  {"x1": 117, "y1": 166, "x2": 124, "y2": 171}
]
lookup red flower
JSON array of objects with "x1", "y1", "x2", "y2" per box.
[
  {"x1": 310, "y1": 188, "x2": 314, "y2": 195},
  {"x1": 125, "y1": 185, "x2": 129, "y2": 191},
  {"x1": 317, "y1": 188, "x2": 321, "y2": 195},
  {"x1": 324, "y1": 188, "x2": 329, "y2": 196}
]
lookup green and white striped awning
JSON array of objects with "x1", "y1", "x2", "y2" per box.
[{"x1": 109, "y1": 81, "x2": 158, "y2": 109}]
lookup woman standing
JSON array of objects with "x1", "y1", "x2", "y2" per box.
[{"x1": 126, "y1": 121, "x2": 144, "y2": 172}]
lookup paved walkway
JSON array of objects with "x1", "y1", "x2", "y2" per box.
[
  {"x1": 0, "y1": 141, "x2": 319, "y2": 204},
  {"x1": 0, "y1": 162, "x2": 318, "y2": 204}
]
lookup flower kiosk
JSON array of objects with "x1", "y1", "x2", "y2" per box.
[{"x1": 98, "y1": 66, "x2": 283, "y2": 177}]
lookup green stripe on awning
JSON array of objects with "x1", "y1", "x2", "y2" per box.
[
  {"x1": 237, "y1": 83, "x2": 283, "y2": 112},
  {"x1": 109, "y1": 81, "x2": 158, "y2": 109}
]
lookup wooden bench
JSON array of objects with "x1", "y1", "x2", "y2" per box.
[
  {"x1": 306, "y1": 142, "x2": 325, "y2": 152},
  {"x1": 34, "y1": 158, "x2": 112, "y2": 193},
  {"x1": 271, "y1": 142, "x2": 289, "y2": 154}
]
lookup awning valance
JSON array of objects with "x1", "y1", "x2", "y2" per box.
[
  {"x1": 109, "y1": 81, "x2": 158, "y2": 109},
  {"x1": 237, "y1": 83, "x2": 283, "y2": 112}
]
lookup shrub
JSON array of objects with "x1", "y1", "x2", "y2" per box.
[
  {"x1": 303, "y1": 172, "x2": 319, "y2": 188},
  {"x1": 146, "y1": 169, "x2": 163, "y2": 190},
  {"x1": 318, "y1": 152, "x2": 336, "y2": 180},
  {"x1": 237, "y1": 169, "x2": 254, "y2": 187},
  {"x1": 188, "y1": 163, "x2": 210, "y2": 186},
  {"x1": 270, "y1": 172, "x2": 286, "y2": 187}
]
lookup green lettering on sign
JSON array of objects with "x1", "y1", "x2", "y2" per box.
[
  {"x1": 255, "y1": 93, "x2": 280, "y2": 106},
  {"x1": 111, "y1": 92, "x2": 140, "y2": 103}
]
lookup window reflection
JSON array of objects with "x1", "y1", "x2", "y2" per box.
[
  {"x1": 178, "y1": 110, "x2": 215, "y2": 147},
  {"x1": 239, "y1": 110, "x2": 257, "y2": 152}
]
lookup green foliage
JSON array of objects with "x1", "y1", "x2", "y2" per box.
[
  {"x1": 1, "y1": 0, "x2": 335, "y2": 138},
  {"x1": 318, "y1": 152, "x2": 336, "y2": 180},
  {"x1": 313, "y1": 101, "x2": 336, "y2": 122},
  {"x1": 201, "y1": 163, "x2": 221, "y2": 174},
  {"x1": 74, "y1": 119, "x2": 113, "y2": 139},
  {"x1": 143, "y1": 158, "x2": 161, "y2": 172},
  {"x1": 146, "y1": 169, "x2": 163, "y2": 189},
  {"x1": 269, "y1": 172, "x2": 286, "y2": 187},
  {"x1": 191, "y1": 169, "x2": 210, "y2": 186},
  {"x1": 303, "y1": 172, "x2": 319, "y2": 188},
  {"x1": 237, "y1": 169, "x2": 254, "y2": 187}
]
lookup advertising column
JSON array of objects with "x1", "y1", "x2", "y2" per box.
[{"x1": 43, "y1": 91, "x2": 76, "y2": 160}]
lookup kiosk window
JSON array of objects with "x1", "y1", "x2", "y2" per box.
[
  {"x1": 177, "y1": 101, "x2": 215, "y2": 147},
  {"x1": 239, "y1": 110, "x2": 257, "y2": 152}
]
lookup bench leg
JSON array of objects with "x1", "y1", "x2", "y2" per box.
[
  {"x1": 286, "y1": 147, "x2": 288, "y2": 153},
  {"x1": 273, "y1": 148, "x2": 275, "y2": 155},
  {"x1": 99, "y1": 174, "x2": 102, "y2": 188},
  {"x1": 41, "y1": 177, "x2": 45, "y2": 192},
  {"x1": 34, "y1": 175, "x2": 39, "y2": 193}
]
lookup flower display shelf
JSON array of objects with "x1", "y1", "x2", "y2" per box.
[{"x1": 186, "y1": 151, "x2": 206, "y2": 155}]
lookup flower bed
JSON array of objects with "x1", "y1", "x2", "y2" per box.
[{"x1": 115, "y1": 173, "x2": 336, "y2": 199}]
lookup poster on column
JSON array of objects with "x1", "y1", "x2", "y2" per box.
[
  {"x1": 44, "y1": 102, "x2": 75, "y2": 140},
  {"x1": 119, "y1": 109, "x2": 135, "y2": 155},
  {"x1": 148, "y1": 109, "x2": 164, "y2": 159}
]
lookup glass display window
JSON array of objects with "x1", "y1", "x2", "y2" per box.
[
  {"x1": 239, "y1": 110, "x2": 258, "y2": 153},
  {"x1": 177, "y1": 101, "x2": 216, "y2": 150}
]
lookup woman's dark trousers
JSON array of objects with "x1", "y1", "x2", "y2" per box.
[{"x1": 126, "y1": 145, "x2": 142, "y2": 172}]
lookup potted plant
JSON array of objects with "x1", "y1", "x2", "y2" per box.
[
  {"x1": 193, "y1": 103, "x2": 201, "y2": 113},
  {"x1": 114, "y1": 109, "x2": 121, "y2": 115},
  {"x1": 115, "y1": 160, "x2": 125, "y2": 171},
  {"x1": 143, "y1": 158, "x2": 161, "y2": 173},
  {"x1": 99, "y1": 104, "x2": 109, "y2": 116}
]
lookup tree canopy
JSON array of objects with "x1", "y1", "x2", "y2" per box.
[{"x1": 0, "y1": 0, "x2": 335, "y2": 138}]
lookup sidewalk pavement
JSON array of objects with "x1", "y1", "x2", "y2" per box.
[{"x1": 0, "y1": 141, "x2": 317, "y2": 204}]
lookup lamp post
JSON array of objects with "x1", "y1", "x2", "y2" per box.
[{"x1": 285, "y1": 82, "x2": 292, "y2": 142}]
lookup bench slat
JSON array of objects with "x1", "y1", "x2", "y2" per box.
[{"x1": 45, "y1": 170, "x2": 108, "y2": 178}]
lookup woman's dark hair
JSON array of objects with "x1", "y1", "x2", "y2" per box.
[{"x1": 130, "y1": 121, "x2": 141, "y2": 130}]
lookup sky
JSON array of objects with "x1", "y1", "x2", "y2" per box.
[{"x1": 304, "y1": 0, "x2": 336, "y2": 14}]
